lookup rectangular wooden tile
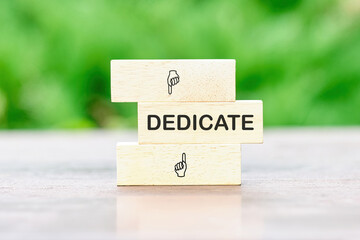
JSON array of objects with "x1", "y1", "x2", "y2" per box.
[
  {"x1": 117, "y1": 143, "x2": 241, "y2": 185},
  {"x1": 138, "y1": 100, "x2": 263, "y2": 144},
  {"x1": 111, "y1": 59, "x2": 235, "y2": 102}
]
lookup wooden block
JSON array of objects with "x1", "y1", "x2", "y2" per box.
[
  {"x1": 117, "y1": 143, "x2": 241, "y2": 185},
  {"x1": 111, "y1": 59, "x2": 235, "y2": 102},
  {"x1": 138, "y1": 100, "x2": 263, "y2": 144}
]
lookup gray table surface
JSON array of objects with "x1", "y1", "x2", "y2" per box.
[{"x1": 0, "y1": 128, "x2": 359, "y2": 240}]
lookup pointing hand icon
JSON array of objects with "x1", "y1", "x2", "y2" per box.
[
  {"x1": 175, "y1": 153, "x2": 187, "y2": 177},
  {"x1": 167, "y1": 70, "x2": 179, "y2": 95}
]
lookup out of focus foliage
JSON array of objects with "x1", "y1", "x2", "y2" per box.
[{"x1": 0, "y1": 0, "x2": 359, "y2": 129}]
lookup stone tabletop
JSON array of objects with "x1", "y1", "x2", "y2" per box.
[{"x1": 0, "y1": 128, "x2": 359, "y2": 239}]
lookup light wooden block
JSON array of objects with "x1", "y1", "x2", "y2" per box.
[
  {"x1": 117, "y1": 143, "x2": 241, "y2": 185},
  {"x1": 111, "y1": 59, "x2": 235, "y2": 102},
  {"x1": 138, "y1": 100, "x2": 263, "y2": 144}
]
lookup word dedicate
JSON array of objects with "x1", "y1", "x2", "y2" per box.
[
  {"x1": 147, "y1": 114, "x2": 254, "y2": 131},
  {"x1": 138, "y1": 101, "x2": 263, "y2": 144}
]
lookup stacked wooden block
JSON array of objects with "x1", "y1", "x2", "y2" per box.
[{"x1": 111, "y1": 60, "x2": 263, "y2": 185}]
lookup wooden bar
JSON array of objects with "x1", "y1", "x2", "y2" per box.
[
  {"x1": 138, "y1": 100, "x2": 263, "y2": 144},
  {"x1": 117, "y1": 143, "x2": 241, "y2": 185},
  {"x1": 111, "y1": 59, "x2": 235, "y2": 102}
]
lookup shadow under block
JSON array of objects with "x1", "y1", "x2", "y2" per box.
[
  {"x1": 111, "y1": 59, "x2": 235, "y2": 102},
  {"x1": 138, "y1": 100, "x2": 263, "y2": 144},
  {"x1": 117, "y1": 143, "x2": 241, "y2": 185}
]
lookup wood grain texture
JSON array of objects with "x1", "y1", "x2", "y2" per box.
[
  {"x1": 1, "y1": 129, "x2": 360, "y2": 239},
  {"x1": 138, "y1": 100, "x2": 263, "y2": 144},
  {"x1": 117, "y1": 143, "x2": 241, "y2": 185},
  {"x1": 111, "y1": 59, "x2": 235, "y2": 102}
]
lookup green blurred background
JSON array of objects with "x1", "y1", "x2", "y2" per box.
[{"x1": 1, "y1": 0, "x2": 359, "y2": 129}]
